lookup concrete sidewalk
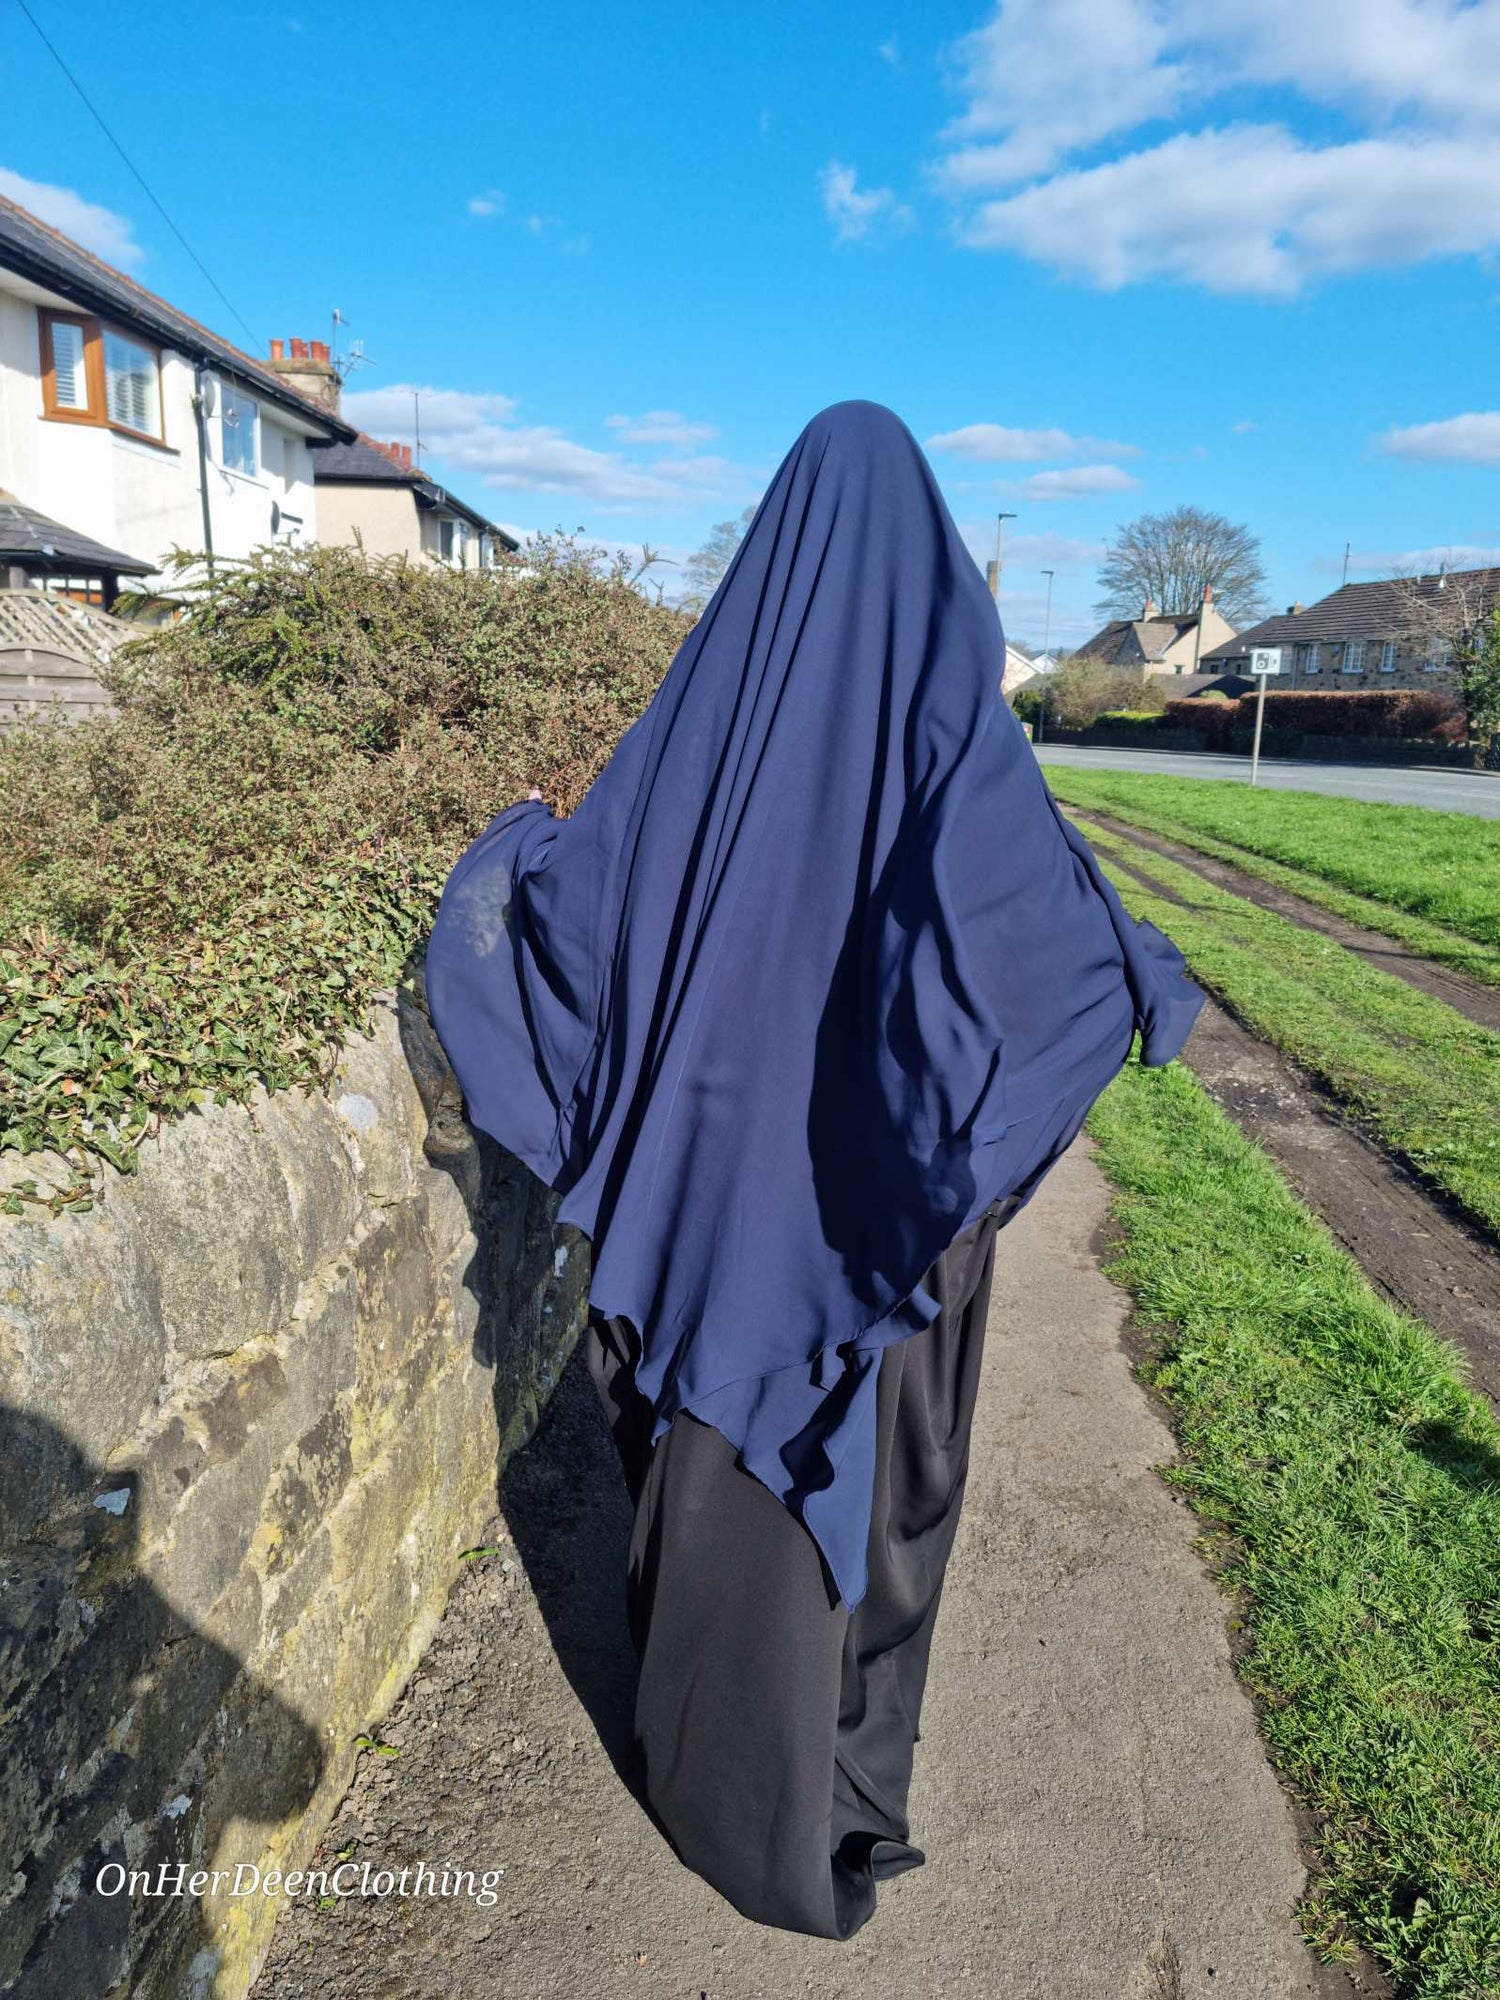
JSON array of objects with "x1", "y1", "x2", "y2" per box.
[{"x1": 252, "y1": 1140, "x2": 1359, "y2": 2000}]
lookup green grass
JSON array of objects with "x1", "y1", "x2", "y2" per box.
[
  {"x1": 1087, "y1": 1055, "x2": 1500, "y2": 1995},
  {"x1": 1045, "y1": 768, "x2": 1500, "y2": 956},
  {"x1": 1070, "y1": 818, "x2": 1500, "y2": 1240}
]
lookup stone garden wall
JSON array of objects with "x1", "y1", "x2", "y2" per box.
[{"x1": 0, "y1": 989, "x2": 589, "y2": 1997}]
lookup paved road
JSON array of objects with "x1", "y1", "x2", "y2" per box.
[
  {"x1": 1034, "y1": 743, "x2": 1500, "y2": 817},
  {"x1": 254, "y1": 1142, "x2": 1368, "y2": 2000}
]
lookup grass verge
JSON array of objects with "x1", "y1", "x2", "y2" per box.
[
  {"x1": 1071, "y1": 817, "x2": 1500, "y2": 1240},
  {"x1": 1087, "y1": 1055, "x2": 1500, "y2": 1996},
  {"x1": 1044, "y1": 767, "x2": 1500, "y2": 960}
]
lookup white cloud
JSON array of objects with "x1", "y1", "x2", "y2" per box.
[
  {"x1": 1019, "y1": 463, "x2": 1141, "y2": 499},
  {"x1": 1377, "y1": 412, "x2": 1500, "y2": 466},
  {"x1": 878, "y1": 36, "x2": 902, "y2": 67},
  {"x1": 342, "y1": 384, "x2": 729, "y2": 505},
  {"x1": 1005, "y1": 531, "x2": 1109, "y2": 565},
  {"x1": 606, "y1": 410, "x2": 719, "y2": 447},
  {"x1": 1232, "y1": 420, "x2": 1258, "y2": 434},
  {"x1": 0, "y1": 168, "x2": 143, "y2": 267},
  {"x1": 819, "y1": 160, "x2": 914, "y2": 243},
  {"x1": 956, "y1": 125, "x2": 1500, "y2": 296},
  {"x1": 927, "y1": 421, "x2": 1139, "y2": 461},
  {"x1": 934, "y1": 0, "x2": 1500, "y2": 294},
  {"x1": 467, "y1": 189, "x2": 506, "y2": 217}
]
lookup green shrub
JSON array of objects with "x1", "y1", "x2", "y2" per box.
[{"x1": 0, "y1": 540, "x2": 687, "y2": 1197}]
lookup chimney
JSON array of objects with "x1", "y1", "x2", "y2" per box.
[
  {"x1": 1286, "y1": 601, "x2": 1304, "y2": 615},
  {"x1": 1201, "y1": 581, "x2": 1213, "y2": 605},
  {"x1": 1143, "y1": 596, "x2": 1157, "y2": 618},
  {"x1": 266, "y1": 334, "x2": 341, "y2": 414}
]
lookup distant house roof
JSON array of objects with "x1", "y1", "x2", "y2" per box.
[
  {"x1": 1077, "y1": 613, "x2": 1205, "y2": 666},
  {"x1": 310, "y1": 435, "x2": 519, "y2": 548},
  {"x1": 0, "y1": 490, "x2": 151, "y2": 577},
  {"x1": 1201, "y1": 568, "x2": 1500, "y2": 664},
  {"x1": 0, "y1": 194, "x2": 356, "y2": 441}
]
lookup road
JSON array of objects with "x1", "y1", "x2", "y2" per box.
[
  {"x1": 252, "y1": 1142, "x2": 1370, "y2": 2000},
  {"x1": 1034, "y1": 743, "x2": 1500, "y2": 816}
]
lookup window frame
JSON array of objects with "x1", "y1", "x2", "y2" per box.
[
  {"x1": 1304, "y1": 642, "x2": 1321, "y2": 674},
  {"x1": 219, "y1": 379, "x2": 261, "y2": 478},
  {"x1": 1379, "y1": 639, "x2": 1396, "y2": 673},
  {"x1": 1342, "y1": 639, "x2": 1365, "y2": 673},
  {"x1": 39, "y1": 307, "x2": 166, "y2": 446}
]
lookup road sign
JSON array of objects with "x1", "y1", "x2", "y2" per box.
[{"x1": 1249, "y1": 646, "x2": 1284, "y2": 676}]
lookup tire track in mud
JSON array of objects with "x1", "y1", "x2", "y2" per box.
[
  {"x1": 1069, "y1": 809, "x2": 1500, "y2": 1034},
  {"x1": 1063, "y1": 816, "x2": 1500, "y2": 1404}
]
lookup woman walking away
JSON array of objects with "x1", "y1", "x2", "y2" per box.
[{"x1": 425, "y1": 401, "x2": 1203, "y2": 1941}]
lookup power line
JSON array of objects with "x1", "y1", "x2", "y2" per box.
[{"x1": 13, "y1": 0, "x2": 260, "y2": 348}]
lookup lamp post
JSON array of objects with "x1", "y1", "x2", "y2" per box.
[
  {"x1": 986, "y1": 512, "x2": 1017, "y2": 602},
  {"x1": 1036, "y1": 568, "x2": 1055, "y2": 743}
]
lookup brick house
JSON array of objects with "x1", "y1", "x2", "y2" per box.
[{"x1": 1199, "y1": 568, "x2": 1500, "y2": 690}]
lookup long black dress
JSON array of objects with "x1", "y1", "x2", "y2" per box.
[{"x1": 586, "y1": 1199, "x2": 1007, "y2": 1939}]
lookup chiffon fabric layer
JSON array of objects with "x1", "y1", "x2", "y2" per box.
[{"x1": 425, "y1": 399, "x2": 1202, "y2": 1612}]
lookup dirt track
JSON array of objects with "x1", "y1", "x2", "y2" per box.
[
  {"x1": 1070, "y1": 810, "x2": 1500, "y2": 1034},
  {"x1": 1062, "y1": 813, "x2": 1500, "y2": 1407}
]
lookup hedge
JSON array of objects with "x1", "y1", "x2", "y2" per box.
[
  {"x1": 0, "y1": 540, "x2": 685, "y2": 1205},
  {"x1": 1162, "y1": 688, "x2": 1464, "y2": 745}
]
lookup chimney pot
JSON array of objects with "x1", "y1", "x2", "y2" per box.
[
  {"x1": 401, "y1": 444, "x2": 412, "y2": 469},
  {"x1": 291, "y1": 338, "x2": 309, "y2": 360},
  {"x1": 269, "y1": 338, "x2": 285, "y2": 362},
  {"x1": 310, "y1": 340, "x2": 330, "y2": 363},
  {"x1": 1143, "y1": 596, "x2": 1157, "y2": 618},
  {"x1": 1201, "y1": 581, "x2": 1212, "y2": 603}
]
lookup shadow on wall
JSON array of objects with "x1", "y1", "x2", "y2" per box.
[
  {"x1": 0, "y1": 1408, "x2": 323, "y2": 2000},
  {"x1": 395, "y1": 971, "x2": 642, "y2": 1790}
]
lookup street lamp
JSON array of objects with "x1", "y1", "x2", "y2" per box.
[
  {"x1": 986, "y1": 512, "x2": 1017, "y2": 602},
  {"x1": 1036, "y1": 569, "x2": 1055, "y2": 743}
]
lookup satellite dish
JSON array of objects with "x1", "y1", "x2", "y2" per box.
[{"x1": 200, "y1": 375, "x2": 220, "y2": 418}]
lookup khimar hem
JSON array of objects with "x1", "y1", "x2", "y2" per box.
[{"x1": 426, "y1": 400, "x2": 1203, "y2": 1611}]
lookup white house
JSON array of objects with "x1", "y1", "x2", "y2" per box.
[{"x1": 0, "y1": 192, "x2": 354, "y2": 601}]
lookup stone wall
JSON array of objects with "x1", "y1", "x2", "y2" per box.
[{"x1": 0, "y1": 988, "x2": 589, "y2": 1998}]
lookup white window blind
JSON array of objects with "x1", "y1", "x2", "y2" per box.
[
  {"x1": 103, "y1": 331, "x2": 159, "y2": 436},
  {"x1": 220, "y1": 383, "x2": 259, "y2": 475},
  {"x1": 50, "y1": 319, "x2": 88, "y2": 409}
]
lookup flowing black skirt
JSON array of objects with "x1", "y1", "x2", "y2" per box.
[{"x1": 585, "y1": 1200, "x2": 1004, "y2": 1939}]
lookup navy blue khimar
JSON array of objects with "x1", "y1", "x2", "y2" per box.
[{"x1": 425, "y1": 398, "x2": 1202, "y2": 1618}]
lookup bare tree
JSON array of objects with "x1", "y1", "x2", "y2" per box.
[
  {"x1": 1094, "y1": 506, "x2": 1269, "y2": 623},
  {"x1": 681, "y1": 505, "x2": 756, "y2": 612},
  {"x1": 1391, "y1": 566, "x2": 1500, "y2": 740}
]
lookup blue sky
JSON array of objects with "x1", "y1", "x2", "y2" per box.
[{"x1": 2, "y1": 0, "x2": 1498, "y2": 647}]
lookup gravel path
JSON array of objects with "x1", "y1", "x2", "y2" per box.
[{"x1": 251, "y1": 1143, "x2": 1375, "y2": 2000}]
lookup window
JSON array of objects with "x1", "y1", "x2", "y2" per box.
[
  {"x1": 1304, "y1": 642, "x2": 1321, "y2": 674},
  {"x1": 438, "y1": 517, "x2": 469, "y2": 565},
  {"x1": 220, "y1": 382, "x2": 259, "y2": 476},
  {"x1": 1341, "y1": 639, "x2": 1364, "y2": 672},
  {"x1": 1379, "y1": 639, "x2": 1396, "y2": 672},
  {"x1": 46, "y1": 316, "x2": 89, "y2": 411},
  {"x1": 103, "y1": 330, "x2": 160, "y2": 438},
  {"x1": 1426, "y1": 638, "x2": 1452, "y2": 673},
  {"x1": 438, "y1": 518, "x2": 455, "y2": 563},
  {"x1": 40, "y1": 308, "x2": 163, "y2": 442}
]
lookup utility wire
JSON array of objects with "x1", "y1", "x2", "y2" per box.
[{"x1": 12, "y1": 0, "x2": 260, "y2": 348}]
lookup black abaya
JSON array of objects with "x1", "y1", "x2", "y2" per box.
[{"x1": 586, "y1": 1200, "x2": 1006, "y2": 1939}]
